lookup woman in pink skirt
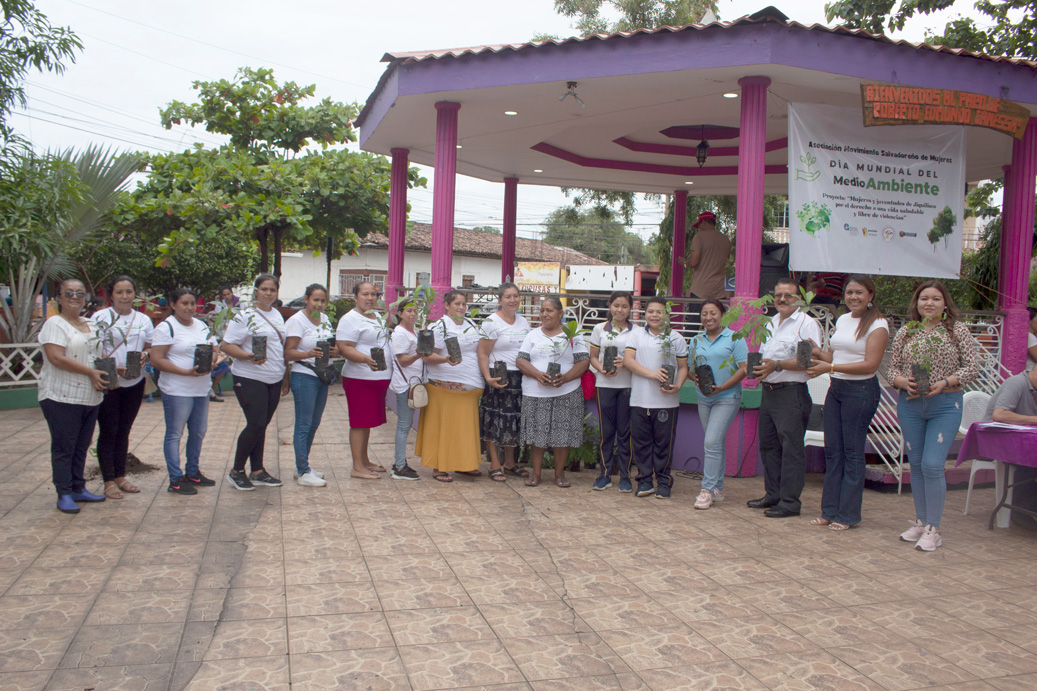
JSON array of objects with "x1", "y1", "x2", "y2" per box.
[{"x1": 336, "y1": 282, "x2": 394, "y2": 479}]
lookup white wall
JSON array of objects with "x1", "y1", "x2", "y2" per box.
[{"x1": 278, "y1": 249, "x2": 506, "y2": 300}]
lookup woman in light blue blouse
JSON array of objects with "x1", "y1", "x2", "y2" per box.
[{"x1": 690, "y1": 299, "x2": 747, "y2": 510}]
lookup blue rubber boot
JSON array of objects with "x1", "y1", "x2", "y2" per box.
[
  {"x1": 69, "y1": 489, "x2": 106, "y2": 502},
  {"x1": 57, "y1": 495, "x2": 80, "y2": 513}
]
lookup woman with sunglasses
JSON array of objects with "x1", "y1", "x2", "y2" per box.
[{"x1": 38, "y1": 279, "x2": 109, "y2": 513}]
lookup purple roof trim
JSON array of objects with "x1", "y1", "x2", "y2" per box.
[
  {"x1": 357, "y1": 11, "x2": 1037, "y2": 129},
  {"x1": 614, "y1": 136, "x2": 789, "y2": 158},
  {"x1": 531, "y1": 142, "x2": 788, "y2": 177}
]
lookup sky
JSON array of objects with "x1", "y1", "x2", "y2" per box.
[{"x1": 17, "y1": 0, "x2": 966, "y2": 240}]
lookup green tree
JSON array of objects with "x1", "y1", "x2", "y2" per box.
[
  {"x1": 470, "y1": 225, "x2": 501, "y2": 234},
  {"x1": 552, "y1": 0, "x2": 717, "y2": 36},
  {"x1": 0, "y1": 145, "x2": 143, "y2": 342},
  {"x1": 542, "y1": 206, "x2": 645, "y2": 263},
  {"x1": 0, "y1": 0, "x2": 81, "y2": 147}
]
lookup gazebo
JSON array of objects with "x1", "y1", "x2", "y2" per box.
[{"x1": 356, "y1": 6, "x2": 1037, "y2": 376}]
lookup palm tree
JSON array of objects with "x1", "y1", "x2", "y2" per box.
[{"x1": 0, "y1": 144, "x2": 144, "y2": 344}]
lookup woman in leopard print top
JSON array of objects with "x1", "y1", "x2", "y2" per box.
[{"x1": 887, "y1": 280, "x2": 980, "y2": 552}]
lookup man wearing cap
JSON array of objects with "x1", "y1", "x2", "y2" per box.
[{"x1": 682, "y1": 212, "x2": 732, "y2": 300}]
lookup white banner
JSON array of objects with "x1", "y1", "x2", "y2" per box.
[{"x1": 787, "y1": 103, "x2": 966, "y2": 278}]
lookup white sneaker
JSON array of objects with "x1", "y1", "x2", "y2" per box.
[
  {"x1": 899, "y1": 519, "x2": 925, "y2": 542},
  {"x1": 293, "y1": 470, "x2": 325, "y2": 480},
  {"x1": 297, "y1": 471, "x2": 327, "y2": 487},
  {"x1": 694, "y1": 489, "x2": 713, "y2": 510},
  {"x1": 711, "y1": 488, "x2": 725, "y2": 503},
  {"x1": 916, "y1": 525, "x2": 941, "y2": 551}
]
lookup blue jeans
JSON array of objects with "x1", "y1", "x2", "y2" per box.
[
  {"x1": 821, "y1": 377, "x2": 881, "y2": 526},
  {"x1": 291, "y1": 373, "x2": 329, "y2": 475},
  {"x1": 697, "y1": 395, "x2": 739, "y2": 492},
  {"x1": 394, "y1": 390, "x2": 415, "y2": 470},
  {"x1": 162, "y1": 394, "x2": 208, "y2": 482},
  {"x1": 897, "y1": 390, "x2": 963, "y2": 529}
]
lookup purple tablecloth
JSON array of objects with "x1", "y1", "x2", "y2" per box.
[{"x1": 956, "y1": 423, "x2": 1037, "y2": 469}]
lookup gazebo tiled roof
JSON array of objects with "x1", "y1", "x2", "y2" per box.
[{"x1": 363, "y1": 223, "x2": 605, "y2": 265}]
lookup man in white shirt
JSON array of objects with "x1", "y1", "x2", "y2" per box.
[{"x1": 747, "y1": 278, "x2": 823, "y2": 518}]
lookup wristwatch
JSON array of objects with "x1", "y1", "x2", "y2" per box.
[{"x1": 774, "y1": 359, "x2": 783, "y2": 373}]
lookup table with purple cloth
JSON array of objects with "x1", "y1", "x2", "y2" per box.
[{"x1": 956, "y1": 422, "x2": 1037, "y2": 529}]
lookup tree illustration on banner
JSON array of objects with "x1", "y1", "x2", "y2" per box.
[{"x1": 928, "y1": 206, "x2": 957, "y2": 252}]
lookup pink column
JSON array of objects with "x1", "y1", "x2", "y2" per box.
[
  {"x1": 670, "y1": 190, "x2": 688, "y2": 297},
  {"x1": 733, "y1": 76, "x2": 771, "y2": 300},
  {"x1": 502, "y1": 177, "x2": 518, "y2": 283},
  {"x1": 999, "y1": 165, "x2": 1012, "y2": 291},
  {"x1": 999, "y1": 119, "x2": 1037, "y2": 374},
  {"x1": 386, "y1": 147, "x2": 409, "y2": 306},
  {"x1": 431, "y1": 102, "x2": 461, "y2": 316}
]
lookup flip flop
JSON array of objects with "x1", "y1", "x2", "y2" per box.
[
  {"x1": 433, "y1": 472, "x2": 454, "y2": 483},
  {"x1": 810, "y1": 517, "x2": 831, "y2": 527},
  {"x1": 103, "y1": 483, "x2": 123, "y2": 500},
  {"x1": 350, "y1": 470, "x2": 380, "y2": 480},
  {"x1": 524, "y1": 476, "x2": 542, "y2": 487},
  {"x1": 457, "y1": 469, "x2": 482, "y2": 477},
  {"x1": 489, "y1": 469, "x2": 507, "y2": 482},
  {"x1": 115, "y1": 479, "x2": 140, "y2": 493},
  {"x1": 554, "y1": 477, "x2": 571, "y2": 488},
  {"x1": 828, "y1": 522, "x2": 853, "y2": 531}
]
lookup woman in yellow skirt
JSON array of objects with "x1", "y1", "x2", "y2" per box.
[{"x1": 416, "y1": 290, "x2": 484, "y2": 481}]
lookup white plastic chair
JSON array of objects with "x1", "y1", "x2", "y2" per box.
[
  {"x1": 804, "y1": 373, "x2": 830, "y2": 449},
  {"x1": 961, "y1": 390, "x2": 993, "y2": 515}
]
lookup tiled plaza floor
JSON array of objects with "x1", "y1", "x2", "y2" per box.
[{"x1": 2, "y1": 389, "x2": 1037, "y2": 690}]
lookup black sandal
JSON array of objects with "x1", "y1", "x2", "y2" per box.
[
  {"x1": 503, "y1": 465, "x2": 530, "y2": 478},
  {"x1": 489, "y1": 468, "x2": 507, "y2": 482}
]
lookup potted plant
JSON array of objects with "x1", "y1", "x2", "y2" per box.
[
  {"x1": 794, "y1": 287, "x2": 828, "y2": 367},
  {"x1": 901, "y1": 316, "x2": 943, "y2": 396},
  {"x1": 316, "y1": 302, "x2": 337, "y2": 368},
  {"x1": 719, "y1": 295, "x2": 774, "y2": 379},
  {"x1": 692, "y1": 354, "x2": 715, "y2": 395},
  {"x1": 365, "y1": 295, "x2": 410, "y2": 371},
  {"x1": 601, "y1": 327, "x2": 620, "y2": 373},
  {"x1": 91, "y1": 314, "x2": 120, "y2": 390},
  {"x1": 411, "y1": 285, "x2": 437, "y2": 356},
  {"x1": 547, "y1": 320, "x2": 588, "y2": 383}
]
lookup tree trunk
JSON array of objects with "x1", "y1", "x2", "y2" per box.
[
  {"x1": 257, "y1": 226, "x2": 269, "y2": 273},
  {"x1": 326, "y1": 235, "x2": 334, "y2": 294},
  {"x1": 273, "y1": 227, "x2": 283, "y2": 279}
]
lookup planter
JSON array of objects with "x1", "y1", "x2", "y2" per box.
[
  {"x1": 251, "y1": 335, "x2": 268, "y2": 361},
  {"x1": 194, "y1": 344, "x2": 213, "y2": 374},
  {"x1": 796, "y1": 340, "x2": 814, "y2": 369},
  {"x1": 911, "y1": 363, "x2": 931, "y2": 396},
  {"x1": 94, "y1": 357, "x2": 119, "y2": 390},
  {"x1": 124, "y1": 351, "x2": 142, "y2": 380},
  {"x1": 546, "y1": 362, "x2": 561, "y2": 382},
  {"x1": 602, "y1": 345, "x2": 618, "y2": 373},
  {"x1": 745, "y1": 352, "x2": 763, "y2": 380},
  {"x1": 445, "y1": 336, "x2": 462, "y2": 364},
  {"x1": 416, "y1": 329, "x2": 435, "y2": 356},
  {"x1": 695, "y1": 364, "x2": 716, "y2": 396},
  {"x1": 491, "y1": 361, "x2": 507, "y2": 382},
  {"x1": 370, "y1": 347, "x2": 387, "y2": 371},
  {"x1": 316, "y1": 341, "x2": 331, "y2": 368},
  {"x1": 660, "y1": 363, "x2": 677, "y2": 390}
]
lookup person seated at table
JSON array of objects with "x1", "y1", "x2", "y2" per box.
[
  {"x1": 983, "y1": 367, "x2": 1037, "y2": 425},
  {"x1": 1026, "y1": 307, "x2": 1037, "y2": 372}
]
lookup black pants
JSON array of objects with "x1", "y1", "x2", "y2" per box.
[
  {"x1": 40, "y1": 399, "x2": 99, "y2": 496},
  {"x1": 630, "y1": 406, "x2": 679, "y2": 488},
  {"x1": 233, "y1": 376, "x2": 281, "y2": 473},
  {"x1": 758, "y1": 382, "x2": 812, "y2": 513},
  {"x1": 96, "y1": 380, "x2": 145, "y2": 482},
  {"x1": 595, "y1": 387, "x2": 632, "y2": 481}
]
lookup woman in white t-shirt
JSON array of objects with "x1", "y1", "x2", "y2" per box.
[
  {"x1": 151, "y1": 288, "x2": 219, "y2": 495},
  {"x1": 415, "y1": 290, "x2": 484, "y2": 482},
  {"x1": 806, "y1": 275, "x2": 889, "y2": 531},
  {"x1": 587, "y1": 291, "x2": 635, "y2": 493},
  {"x1": 477, "y1": 283, "x2": 532, "y2": 482},
  {"x1": 389, "y1": 300, "x2": 423, "y2": 481},
  {"x1": 285, "y1": 283, "x2": 338, "y2": 487},
  {"x1": 38, "y1": 279, "x2": 109, "y2": 514},
  {"x1": 515, "y1": 296, "x2": 591, "y2": 488},
  {"x1": 90, "y1": 275, "x2": 154, "y2": 499},
  {"x1": 220, "y1": 274, "x2": 287, "y2": 491},
  {"x1": 337, "y1": 281, "x2": 394, "y2": 480}
]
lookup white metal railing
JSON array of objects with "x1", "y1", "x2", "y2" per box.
[{"x1": 0, "y1": 343, "x2": 43, "y2": 389}]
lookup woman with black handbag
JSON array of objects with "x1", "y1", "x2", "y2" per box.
[
  {"x1": 285, "y1": 283, "x2": 338, "y2": 487},
  {"x1": 390, "y1": 299, "x2": 424, "y2": 480}
]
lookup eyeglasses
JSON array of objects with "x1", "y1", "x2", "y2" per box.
[
  {"x1": 63, "y1": 291, "x2": 86, "y2": 299},
  {"x1": 773, "y1": 293, "x2": 797, "y2": 300}
]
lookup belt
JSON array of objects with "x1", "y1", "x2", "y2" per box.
[{"x1": 762, "y1": 381, "x2": 806, "y2": 391}]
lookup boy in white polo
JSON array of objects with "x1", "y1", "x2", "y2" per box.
[{"x1": 623, "y1": 297, "x2": 689, "y2": 499}]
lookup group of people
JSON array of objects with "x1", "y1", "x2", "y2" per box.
[{"x1": 37, "y1": 272, "x2": 994, "y2": 552}]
